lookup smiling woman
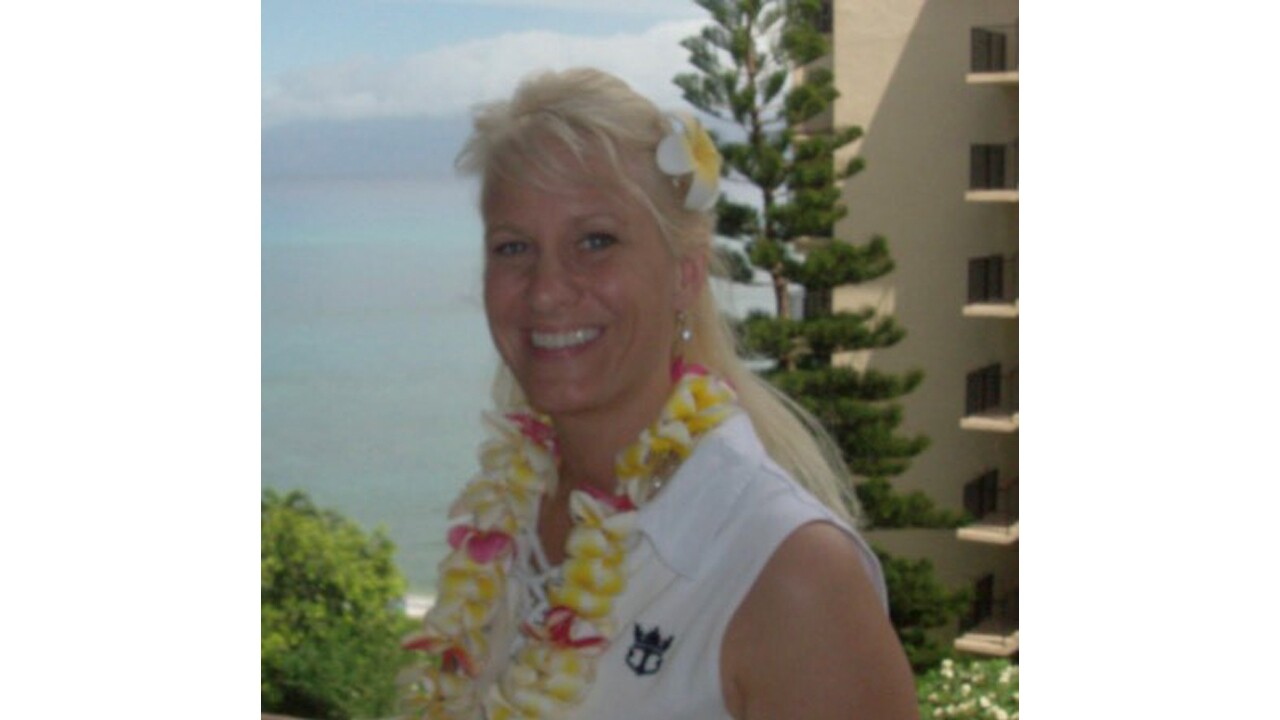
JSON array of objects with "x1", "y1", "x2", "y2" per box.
[{"x1": 400, "y1": 68, "x2": 918, "y2": 719}]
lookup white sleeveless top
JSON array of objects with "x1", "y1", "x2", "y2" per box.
[{"x1": 501, "y1": 413, "x2": 888, "y2": 719}]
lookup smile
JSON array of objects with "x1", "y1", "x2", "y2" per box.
[{"x1": 530, "y1": 327, "x2": 601, "y2": 350}]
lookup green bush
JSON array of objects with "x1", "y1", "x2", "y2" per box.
[
  {"x1": 917, "y1": 657, "x2": 1019, "y2": 719},
  {"x1": 261, "y1": 489, "x2": 413, "y2": 719}
]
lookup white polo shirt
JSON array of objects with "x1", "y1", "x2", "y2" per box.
[{"x1": 505, "y1": 412, "x2": 887, "y2": 719}]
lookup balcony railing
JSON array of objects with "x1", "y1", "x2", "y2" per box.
[
  {"x1": 961, "y1": 364, "x2": 1018, "y2": 432},
  {"x1": 958, "y1": 473, "x2": 1019, "y2": 544},
  {"x1": 956, "y1": 587, "x2": 1019, "y2": 657},
  {"x1": 964, "y1": 254, "x2": 1018, "y2": 317},
  {"x1": 969, "y1": 23, "x2": 1019, "y2": 82}
]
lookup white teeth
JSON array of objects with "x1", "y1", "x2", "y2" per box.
[{"x1": 531, "y1": 328, "x2": 600, "y2": 350}]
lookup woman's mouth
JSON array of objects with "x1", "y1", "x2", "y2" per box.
[{"x1": 530, "y1": 327, "x2": 601, "y2": 351}]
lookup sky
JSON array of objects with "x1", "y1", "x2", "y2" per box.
[{"x1": 262, "y1": 0, "x2": 713, "y2": 180}]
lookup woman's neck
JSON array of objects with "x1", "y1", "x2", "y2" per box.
[{"x1": 549, "y1": 378, "x2": 675, "y2": 495}]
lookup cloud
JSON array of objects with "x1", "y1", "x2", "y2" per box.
[
  {"x1": 263, "y1": 19, "x2": 708, "y2": 128},
  {"x1": 385, "y1": 0, "x2": 698, "y2": 16}
]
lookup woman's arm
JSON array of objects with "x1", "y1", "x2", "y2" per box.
[{"x1": 721, "y1": 521, "x2": 919, "y2": 719}]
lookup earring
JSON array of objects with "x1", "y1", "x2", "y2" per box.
[{"x1": 676, "y1": 311, "x2": 693, "y2": 343}]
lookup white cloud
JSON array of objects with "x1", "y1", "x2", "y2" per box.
[
  {"x1": 263, "y1": 19, "x2": 708, "y2": 127},
  {"x1": 417, "y1": 0, "x2": 698, "y2": 14}
]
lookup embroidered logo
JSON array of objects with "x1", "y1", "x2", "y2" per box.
[{"x1": 625, "y1": 623, "x2": 674, "y2": 676}]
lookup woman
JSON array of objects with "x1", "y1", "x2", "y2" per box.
[{"x1": 404, "y1": 68, "x2": 918, "y2": 719}]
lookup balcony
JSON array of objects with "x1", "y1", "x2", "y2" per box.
[
  {"x1": 958, "y1": 472, "x2": 1018, "y2": 545},
  {"x1": 961, "y1": 364, "x2": 1018, "y2": 432},
  {"x1": 966, "y1": 141, "x2": 1019, "y2": 203},
  {"x1": 967, "y1": 24, "x2": 1019, "y2": 86},
  {"x1": 955, "y1": 583, "x2": 1019, "y2": 657},
  {"x1": 964, "y1": 254, "x2": 1018, "y2": 318}
]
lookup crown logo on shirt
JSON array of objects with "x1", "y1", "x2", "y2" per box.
[{"x1": 625, "y1": 623, "x2": 674, "y2": 676}]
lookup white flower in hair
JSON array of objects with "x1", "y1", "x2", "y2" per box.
[{"x1": 656, "y1": 112, "x2": 722, "y2": 211}]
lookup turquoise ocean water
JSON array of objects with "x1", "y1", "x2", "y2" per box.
[{"x1": 262, "y1": 177, "x2": 496, "y2": 595}]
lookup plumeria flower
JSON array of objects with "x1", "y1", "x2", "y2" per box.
[
  {"x1": 447, "y1": 524, "x2": 516, "y2": 563},
  {"x1": 656, "y1": 112, "x2": 722, "y2": 211},
  {"x1": 568, "y1": 490, "x2": 638, "y2": 539}
]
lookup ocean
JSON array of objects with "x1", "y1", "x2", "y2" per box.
[
  {"x1": 262, "y1": 175, "x2": 776, "y2": 596},
  {"x1": 262, "y1": 177, "x2": 495, "y2": 595}
]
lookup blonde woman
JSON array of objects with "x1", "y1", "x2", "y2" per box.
[{"x1": 404, "y1": 68, "x2": 917, "y2": 719}]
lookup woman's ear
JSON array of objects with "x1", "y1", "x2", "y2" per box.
[{"x1": 674, "y1": 251, "x2": 708, "y2": 311}]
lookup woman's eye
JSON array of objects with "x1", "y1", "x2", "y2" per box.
[
  {"x1": 581, "y1": 233, "x2": 618, "y2": 251},
  {"x1": 491, "y1": 240, "x2": 528, "y2": 257}
]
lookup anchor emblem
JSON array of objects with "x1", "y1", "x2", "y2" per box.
[{"x1": 625, "y1": 623, "x2": 674, "y2": 676}]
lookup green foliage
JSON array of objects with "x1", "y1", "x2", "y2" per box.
[
  {"x1": 769, "y1": 366, "x2": 925, "y2": 401},
  {"x1": 856, "y1": 478, "x2": 965, "y2": 529},
  {"x1": 790, "y1": 236, "x2": 894, "y2": 290},
  {"x1": 675, "y1": 0, "x2": 871, "y2": 317},
  {"x1": 878, "y1": 549, "x2": 972, "y2": 673},
  {"x1": 917, "y1": 658, "x2": 1019, "y2": 719},
  {"x1": 714, "y1": 196, "x2": 761, "y2": 240},
  {"x1": 262, "y1": 489, "x2": 414, "y2": 720},
  {"x1": 739, "y1": 309, "x2": 905, "y2": 368}
]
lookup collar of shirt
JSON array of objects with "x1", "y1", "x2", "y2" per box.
[{"x1": 635, "y1": 412, "x2": 762, "y2": 580}]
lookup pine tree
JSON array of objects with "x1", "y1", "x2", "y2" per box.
[{"x1": 676, "y1": 0, "x2": 968, "y2": 671}]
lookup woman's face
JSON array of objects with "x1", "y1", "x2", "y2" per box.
[{"x1": 482, "y1": 168, "x2": 702, "y2": 426}]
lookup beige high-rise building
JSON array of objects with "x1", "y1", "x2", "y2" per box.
[{"x1": 815, "y1": 0, "x2": 1019, "y2": 657}]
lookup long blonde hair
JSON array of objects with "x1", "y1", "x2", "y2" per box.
[{"x1": 456, "y1": 68, "x2": 861, "y2": 526}]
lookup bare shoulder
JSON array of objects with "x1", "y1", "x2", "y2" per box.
[{"x1": 721, "y1": 521, "x2": 919, "y2": 720}]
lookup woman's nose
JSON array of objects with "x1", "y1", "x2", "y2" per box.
[{"x1": 529, "y1": 252, "x2": 580, "y2": 313}]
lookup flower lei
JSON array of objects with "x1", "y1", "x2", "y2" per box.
[
  {"x1": 401, "y1": 362, "x2": 738, "y2": 719},
  {"x1": 656, "y1": 112, "x2": 722, "y2": 212}
]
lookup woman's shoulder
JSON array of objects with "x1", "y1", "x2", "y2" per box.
[{"x1": 721, "y1": 521, "x2": 918, "y2": 719}]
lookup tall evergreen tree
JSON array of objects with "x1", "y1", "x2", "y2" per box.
[{"x1": 675, "y1": 0, "x2": 968, "y2": 671}]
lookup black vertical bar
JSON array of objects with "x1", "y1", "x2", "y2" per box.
[
  {"x1": 964, "y1": 477, "x2": 981, "y2": 516},
  {"x1": 991, "y1": 145, "x2": 1006, "y2": 189},
  {"x1": 986, "y1": 364, "x2": 1001, "y2": 410},
  {"x1": 971, "y1": 28, "x2": 991, "y2": 72},
  {"x1": 966, "y1": 369, "x2": 981, "y2": 415},
  {"x1": 968, "y1": 258, "x2": 984, "y2": 302},
  {"x1": 970, "y1": 145, "x2": 985, "y2": 189}
]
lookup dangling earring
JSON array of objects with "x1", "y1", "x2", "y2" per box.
[
  {"x1": 672, "y1": 311, "x2": 695, "y2": 379},
  {"x1": 676, "y1": 310, "x2": 693, "y2": 344}
]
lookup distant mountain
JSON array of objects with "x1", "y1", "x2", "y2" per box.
[{"x1": 262, "y1": 114, "x2": 472, "y2": 182}]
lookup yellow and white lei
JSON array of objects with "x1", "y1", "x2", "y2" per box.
[{"x1": 402, "y1": 363, "x2": 738, "y2": 719}]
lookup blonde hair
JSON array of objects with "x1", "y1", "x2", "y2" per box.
[{"x1": 457, "y1": 68, "x2": 862, "y2": 526}]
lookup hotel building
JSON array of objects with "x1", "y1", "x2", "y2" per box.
[{"x1": 813, "y1": 0, "x2": 1020, "y2": 657}]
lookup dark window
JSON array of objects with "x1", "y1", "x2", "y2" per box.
[
  {"x1": 962, "y1": 574, "x2": 997, "y2": 631},
  {"x1": 963, "y1": 469, "x2": 1000, "y2": 518},
  {"x1": 970, "y1": 144, "x2": 1007, "y2": 190},
  {"x1": 965, "y1": 363, "x2": 1002, "y2": 415},
  {"x1": 818, "y1": 0, "x2": 833, "y2": 34},
  {"x1": 967, "y1": 255, "x2": 1005, "y2": 302},
  {"x1": 984, "y1": 365, "x2": 1001, "y2": 409},
  {"x1": 971, "y1": 28, "x2": 1009, "y2": 72}
]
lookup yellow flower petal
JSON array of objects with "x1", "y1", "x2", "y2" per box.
[
  {"x1": 566, "y1": 526, "x2": 624, "y2": 562},
  {"x1": 548, "y1": 584, "x2": 613, "y2": 619},
  {"x1": 564, "y1": 557, "x2": 625, "y2": 594}
]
